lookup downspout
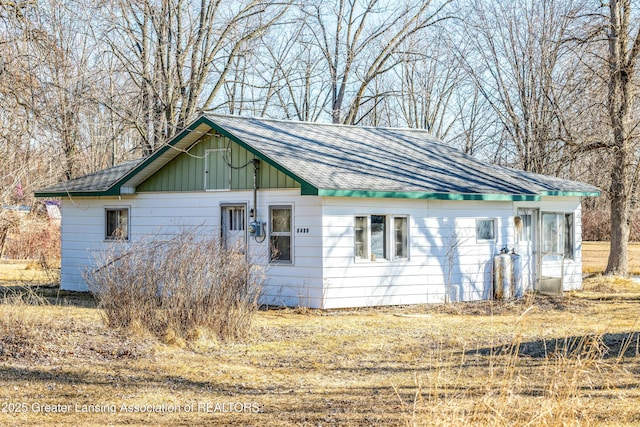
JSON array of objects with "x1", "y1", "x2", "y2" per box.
[
  {"x1": 252, "y1": 159, "x2": 259, "y2": 220},
  {"x1": 250, "y1": 159, "x2": 266, "y2": 243}
]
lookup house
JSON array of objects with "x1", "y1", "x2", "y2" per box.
[{"x1": 35, "y1": 114, "x2": 600, "y2": 309}]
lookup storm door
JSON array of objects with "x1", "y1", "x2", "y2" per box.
[
  {"x1": 539, "y1": 212, "x2": 565, "y2": 293},
  {"x1": 221, "y1": 205, "x2": 247, "y2": 253},
  {"x1": 516, "y1": 209, "x2": 538, "y2": 292}
]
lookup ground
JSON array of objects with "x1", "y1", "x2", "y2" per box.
[
  {"x1": 0, "y1": 245, "x2": 639, "y2": 426},
  {"x1": 582, "y1": 241, "x2": 640, "y2": 274}
]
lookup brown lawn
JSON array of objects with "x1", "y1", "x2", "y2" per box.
[
  {"x1": 582, "y1": 241, "x2": 640, "y2": 275},
  {"x1": 0, "y1": 246, "x2": 639, "y2": 426}
]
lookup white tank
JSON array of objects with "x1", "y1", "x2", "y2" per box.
[
  {"x1": 493, "y1": 253, "x2": 512, "y2": 300},
  {"x1": 511, "y1": 253, "x2": 522, "y2": 298}
]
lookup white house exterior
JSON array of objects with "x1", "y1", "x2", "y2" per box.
[{"x1": 36, "y1": 115, "x2": 599, "y2": 309}]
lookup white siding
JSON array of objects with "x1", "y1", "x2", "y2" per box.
[
  {"x1": 60, "y1": 192, "x2": 586, "y2": 309},
  {"x1": 320, "y1": 198, "x2": 514, "y2": 309},
  {"x1": 319, "y1": 197, "x2": 584, "y2": 309},
  {"x1": 60, "y1": 190, "x2": 324, "y2": 308}
]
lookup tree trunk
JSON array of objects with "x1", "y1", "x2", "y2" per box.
[
  {"x1": 603, "y1": 0, "x2": 640, "y2": 277},
  {"x1": 606, "y1": 150, "x2": 631, "y2": 276}
]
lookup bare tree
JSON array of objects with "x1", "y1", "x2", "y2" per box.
[
  {"x1": 602, "y1": 0, "x2": 640, "y2": 276},
  {"x1": 301, "y1": 0, "x2": 452, "y2": 124},
  {"x1": 0, "y1": 0, "x2": 96, "y2": 191},
  {"x1": 458, "y1": 0, "x2": 585, "y2": 174},
  {"x1": 100, "y1": 0, "x2": 289, "y2": 155},
  {"x1": 392, "y1": 26, "x2": 464, "y2": 138},
  {"x1": 255, "y1": 21, "x2": 330, "y2": 121}
]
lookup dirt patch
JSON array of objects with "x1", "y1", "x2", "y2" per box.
[{"x1": 0, "y1": 308, "x2": 152, "y2": 364}]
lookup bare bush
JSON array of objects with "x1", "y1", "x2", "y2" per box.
[
  {"x1": 1, "y1": 211, "x2": 60, "y2": 265},
  {"x1": 582, "y1": 207, "x2": 610, "y2": 241},
  {"x1": 84, "y1": 229, "x2": 264, "y2": 342},
  {"x1": 583, "y1": 207, "x2": 640, "y2": 242}
]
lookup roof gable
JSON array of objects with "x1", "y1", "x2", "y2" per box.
[{"x1": 35, "y1": 114, "x2": 600, "y2": 200}]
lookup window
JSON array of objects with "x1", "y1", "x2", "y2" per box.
[
  {"x1": 564, "y1": 213, "x2": 574, "y2": 259},
  {"x1": 542, "y1": 213, "x2": 563, "y2": 254},
  {"x1": 394, "y1": 217, "x2": 408, "y2": 259},
  {"x1": 354, "y1": 215, "x2": 408, "y2": 261},
  {"x1": 270, "y1": 206, "x2": 292, "y2": 263},
  {"x1": 354, "y1": 216, "x2": 368, "y2": 259},
  {"x1": 371, "y1": 215, "x2": 387, "y2": 260},
  {"x1": 225, "y1": 206, "x2": 245, "y2": 231},
  {"x1": 476, "y1": 219, "x2": 495, "y2": 241},
  {"x1": 105, "y1": 208, "x2": 129, "y2": 240},
  {"x1": 517, "y1": 213, "x2": 532, "y2": 242}
]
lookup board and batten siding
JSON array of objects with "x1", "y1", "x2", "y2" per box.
[
  {"x1": 136, "y1": 134, "x2": 299, "y2": 192},
  {"x1": 59, "y1": 190, "x2": 325, "y2": 308}
]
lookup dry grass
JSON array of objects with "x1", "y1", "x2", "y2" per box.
[
  {"x1": 0, "y1": 280, "x2": 639, "y2": 426},
  {"x1": 0, "y1": 260, "x2": 60, "y2": 284},
  {"x1": 0, "y1": 244, "x2": 639, "y2": 425},
  {"x1": 582, "y1": 241, "x2": 640, "y2": 275}
]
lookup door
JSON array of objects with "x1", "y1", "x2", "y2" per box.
[
  {"x1": 221, "y1": 205, "x2": 247, "y2": 252},
  {"x1": 516, "y1": 209, "x2": 537, "y2": 292},
  {"x1": 539, "y1": 212, "x2": 565, "y2": 293}
]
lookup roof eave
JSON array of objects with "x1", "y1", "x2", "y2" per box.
[
  {"x1": 315, "y1": 189, "x2": 540, "y2": 201},
  {"x1": 34, "y1": 187, "x2": 122, "y2": 198},
  {"x1": 540, "y1": 190, "x2": 601, "y2": 197}
]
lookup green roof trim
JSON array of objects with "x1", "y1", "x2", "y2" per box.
[
  {"x1": 540, "y1": 190, "x2": 601, "y2": 198},
  {"x1": 35, "y1": 190, "x2": 119, "y2": 198},
  {"x1": 34, "y1": 114, "x2": 601, "y2": 200},
  {"x1": 316, "y1": 189, "x2": 541, "y2": 201}
]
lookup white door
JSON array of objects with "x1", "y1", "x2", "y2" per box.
[
  {"x1": 540, "y1": 212, "x2": 565, "y2": 287},
  {"x1": 516, "y1": 209, "x2": 538, "y2": 292},
  {"x1": 221, "y1": 205, "x2": 246, "y2": 252}
]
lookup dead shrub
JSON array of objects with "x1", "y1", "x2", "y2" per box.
[
  {"x1": 84, "y1": 228, "x2": 264, "y2": 342},
  {"x1": 0, "y1": 287, "x2": 50, "y2": 360},
  {"x1": 582, "y1": 206, "x2": 640, "y2": 242},
  {"x1": 1, "y1": 211, "x2": 60, "y2": 265}
]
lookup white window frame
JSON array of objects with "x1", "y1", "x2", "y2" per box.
[
  {"x1": 393, "y1": 216, "x2": 409, "y2": 260},
  {"x1": 564, "y1": 213, "x2": 574, "y2": 260},
  {"x1": 354, "y1": 214, "x2": 409, "y2": 262},
  {"x1": 269, "y1": 205, "x2": 293, "y2": 264},
  {"x1": 105, "y1": 207, "x2": 130, "y2": 241},
  {"x1": 476, "y1": 218, "x2": 496, "y2": 243}
]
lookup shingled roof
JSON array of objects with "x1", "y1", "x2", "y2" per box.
[{"x1": 35, "y1": 114, "x2": 599, "y2": 200}]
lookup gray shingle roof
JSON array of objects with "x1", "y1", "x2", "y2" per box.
[
  {"x1": 208, "y1": 114, "x2": 599, "y2": 197},
  {"x1": 35, "y1": 114, "x2": 600, "y2": 199},
  {"x1": 36, "y1": 160, "x2": 143, "y2": 196}
]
